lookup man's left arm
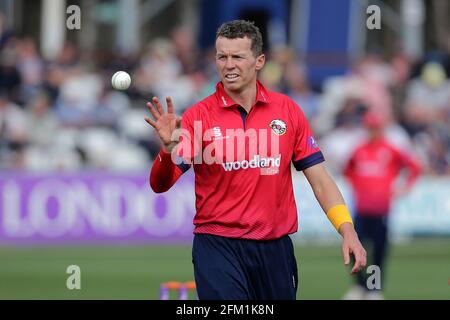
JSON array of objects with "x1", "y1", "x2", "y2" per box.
[
  {"x1": 303, "y1": 163, "x2": 367, "y2": 274},
  {"x1": 400, "y1": 150, "x2": 421, "y2": 191}
]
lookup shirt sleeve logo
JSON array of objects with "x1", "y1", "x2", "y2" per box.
[
  {"x1": 269, "y1": 119, "x2": 287, "y2": 135},
  {"x1": 308, "y1": 136, "x2": 319, "y2": 149}
]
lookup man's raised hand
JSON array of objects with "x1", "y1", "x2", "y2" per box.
[{"x1": 145, "y1": 96, "x2": 182, "y2": 153}]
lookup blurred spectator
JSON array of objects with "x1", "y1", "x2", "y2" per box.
[
  {"x1": 284, "y1": 63, "x2": 319, "y2": 121},
  {"x1": 0, "y1": 10, "x2": 13, "y2": 50},
  {"x1": 22, "y1": 91, "x2": 79, "y2": 171},
  {"x1": 56, "y1": 42, "x2": 80, "y2": 68},
  {"x1": 0, "y1": 90, "x2": 27, "y2": 168},
  {"x1": 195, "y1": 48, "x2": 220, "y2": 100},
  {"x1": 350, "y1": 54, "x2": 395, "y2": 122},
  {"x1": 16, "y1": 38, "x2": 44, "y2": 103},
  {"x1": 403, "y1": 62, "x2": 450, "y2": 134},
  {"x1": 55, "y1": 69, "x2": 107, "y2": 128},
  {"x1": 402, "y1": 61, "x2": 450, "y2": 175},
  {"x1": 320, "y1": 98, "x2": 367, "y2": 174},
  {"x1": 24, "y1": 91, "x2": 59, "y2": 147},
  {"x1": 413, "y1": 127, "x2": 450, "y2": 175},
  {"x1": 170, "y1": 26, "x2": 199, "y2": 75},
  {"x1": 0, "y1": 37, "x2": 22, "y2": 104},
  {"x1": 0, "y1": 11, "x2": 5, "y2": 44},
  {"x1": 314, "y1": 70, "x2": 366, "y2": 135},
  {"x1": 389, "y1": 52, "x2": 413, "y2": 120},
  {"x1": 259, "y1": 60, "x2": 283, "y2": 91},
  {"x1": 133, "y1": 38, "x2": 197, "y2": 113}
]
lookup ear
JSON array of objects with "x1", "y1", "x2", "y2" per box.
[{"x1": 255, "y1": 54, "x2": 265, "y2": 71}]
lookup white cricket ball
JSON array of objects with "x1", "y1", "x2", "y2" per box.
[{"x1": 111, "y1": 71, "x2": 131, "y2": 90}]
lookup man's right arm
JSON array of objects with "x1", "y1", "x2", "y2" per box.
[
  {"x1": 149, "y1": 149, "x2": 184, "y2": 193},
  {"x1": 144, "y1": 96, "x2": 188, "y2": 193}
]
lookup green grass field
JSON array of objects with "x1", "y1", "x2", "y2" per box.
[{"x1": 0, "y1": 238, "x2": 449, "y2": 299}]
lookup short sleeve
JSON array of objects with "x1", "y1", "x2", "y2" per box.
[{"x1": 291, "y1": 103, "x2": 325, "y2": 171}]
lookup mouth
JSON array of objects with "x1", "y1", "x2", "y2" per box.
[{"x1": 224, "y1": 73, "x2": 239, "y2": 81}]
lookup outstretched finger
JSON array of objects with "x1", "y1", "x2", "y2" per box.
[
  {"x1": 146, "y1": 102, "x2": 160, "y2": 120},
  {"x1": 342, "y1": 245, "x2": 350, "y2": 266},
  {"x1": 166, "y1": 96, "x2": 174, "y2": 114},
  {"x1": 144, "y1": 117, "x2": 157, "y2": 129},
  {"x1": 351, "y1": 251, "x2": 365, "y2": 274},
  {"x1": 351, "y1": 260, "x2": 362, "y2": 274},
  {"x1": 153, "y1": 97, "x2": 165, "y2": 115},
  {"x1": 360, "y1": 250, "x2": 367, "y2": 268}
]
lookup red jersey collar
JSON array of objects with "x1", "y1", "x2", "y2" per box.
[{"x1": 215, "y1": 80, "x2": 271, "y2": 108}]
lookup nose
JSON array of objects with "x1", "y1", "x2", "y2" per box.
[{"x1": 225, "y1": 57, "x2": 235, "y2": 69}]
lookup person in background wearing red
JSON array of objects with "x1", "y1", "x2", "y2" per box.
[{"x1": 343, "y1": 110, "x2": 421, "y2": 300}]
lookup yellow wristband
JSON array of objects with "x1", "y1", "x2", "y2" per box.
[{"x1": 326, "y1": 204, "x2": 353, "y2": 232}]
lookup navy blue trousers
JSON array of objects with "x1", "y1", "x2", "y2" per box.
[
  {"x1": 354, "y1": 214, "x2": 388, "y2": 289},
  {"x1": 192, "y1": 233, "x2": 298, "y2": 300}
]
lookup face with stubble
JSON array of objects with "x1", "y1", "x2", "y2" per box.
[{"x1": 215, "y1": 36, "x2": 265, "y2": 94}]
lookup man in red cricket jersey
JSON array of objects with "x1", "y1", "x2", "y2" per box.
[
  {"x1": 145, "y1": 20, "x2": 366, "y2": 300},
  {"x1": 343, "y1": 111, "x2": 421, "y2": 300}
]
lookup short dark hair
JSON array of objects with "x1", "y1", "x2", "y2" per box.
[{"x1": 216, "y1": 20, "x2": 263, "y2": 56}]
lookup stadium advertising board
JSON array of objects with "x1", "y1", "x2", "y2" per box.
[{"x1": 1, "y1": 172, "x2": 449, "y2": 243}]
